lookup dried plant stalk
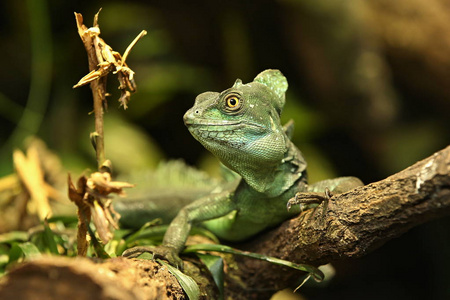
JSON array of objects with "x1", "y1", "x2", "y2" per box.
[{"x1": 71, "y1": 10, "x2": 142, "y2": 255}]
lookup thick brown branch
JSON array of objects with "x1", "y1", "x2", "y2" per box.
[{"x1": 231, "y1": 145, "x2": 450, "y2": 296}]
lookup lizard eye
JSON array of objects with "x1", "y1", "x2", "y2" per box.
[{"x1": 225, "y1": 94, "x2": 241, "y2": 111}]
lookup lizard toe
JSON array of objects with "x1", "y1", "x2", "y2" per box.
[{"x1": 122, "y1": 245, "x2": 184, "y2": 271}]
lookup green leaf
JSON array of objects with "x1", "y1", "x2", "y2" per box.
[
  {"x1": 29, "y1": 225, "x2": 63, "y2": 255},
  {"x1": 0, "y1": 254, "x2": 8, "y2": 266},
  {"x1": 42, "y1": 222, "x2": 59, "y2": 255},
  {"x1": 157, "y1": 259, "x2": 200, "y2": 300},
  {"x1": 0, "y1": 231, "x2": 29, "y2": 244},
  {"x1": 124, "y1": 223, "x2": 168, "y2": 245},
  {"x1": 8, "y1": 242, "x2": 41, "y2": 264},
  {"x1": 46, "y1": 215, "x2": 79, "y2": 226},
  {"x1": 105, "y1": 229, "x2": 132, "y2": 257},
  {"x1": 114, "y1": 238, "x2": 130, "y2": 257},
  {"x1": 87, "y1": 223, "x2": 110, "y2": 259},
  {"x1": 124, "y1": 224, "x2": 219, "y2": 248},
  {"x1": 137, "y1": 252, "x2": 154, "y2": 260},
  {"x1": 0, "y1": 244, "x2": 10, "y2": 274},
  {"x1": 196, "y1": 253, "x2": 224, "y2": 300},
  {"x1": 184, "y1": 244, "x2": 324, "y2": 282},
  {"x1": 190, "y1": 227, "x2": 219, "y2": 244}
]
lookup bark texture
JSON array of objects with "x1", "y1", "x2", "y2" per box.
[
  {"x1": 229, "y1": 145, "x2": 450, "y2": 298},
  {"x1": 0, "y1": 256, "x2": 218, "y2": 300}
]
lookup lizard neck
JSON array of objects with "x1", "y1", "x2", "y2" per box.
[{"x1": 238, "y1": 138, "x2": 307, "y2": 197}]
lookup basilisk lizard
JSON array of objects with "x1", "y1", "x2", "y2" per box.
[{"x1": 121, "y1": 69, "x2": 362, "y2": 269}]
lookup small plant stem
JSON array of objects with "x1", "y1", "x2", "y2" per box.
[
  {"x1": 92, "y1": 80, "x2": 106, "y2": 169},
  {"x1": 77, "y1": 203, "x2": 91, "y2": 256},
  {"x1": 74, "y1": 12, "x2": 106, "y2": 170}
]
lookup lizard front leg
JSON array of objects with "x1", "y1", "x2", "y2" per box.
[{"x1": 123, "y1": 190, "x2": 237, "y2": 270}]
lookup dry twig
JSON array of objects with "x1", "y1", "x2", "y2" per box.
[
  {"x1": 71, "y1": 10, "x2": 142, "y2": 254},
  {"x1": 68, "y1": 172, "x2": 134, "y2": 254}
]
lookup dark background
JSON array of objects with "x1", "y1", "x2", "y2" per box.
[{"x1": 1, "y1": 0, "x2": 449, "y2": 299}]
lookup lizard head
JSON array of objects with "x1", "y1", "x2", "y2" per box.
[{"x1": 184, "y1": 69, "x2": 290, "y2": 188}]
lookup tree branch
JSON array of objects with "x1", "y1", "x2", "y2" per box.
[{"x1": 228, "y1": 145, "x2": 450, "y2": 297}]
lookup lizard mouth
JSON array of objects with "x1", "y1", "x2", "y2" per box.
[
  {"x1": 185, "y1": 119, "x2": 240, "y2": 126},
  {"x1": 185, "y1": 118, "x2": 265, "y2": 132}
]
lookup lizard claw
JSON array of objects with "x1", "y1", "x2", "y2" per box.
[
  {"x1": 286, "y1": 200, "x2": 293, "y2": 211},
  {"x1": 287, "y1": 188, "x2": 333, "y2": 226},
  {"x1": 123, "y1": 245, "x2": 184, "y2": 271},
  {"x1": 287, "y1": 188, "x2": 333, "y2": 212}
]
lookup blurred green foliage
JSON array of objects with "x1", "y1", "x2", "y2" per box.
[
  {"x1": 0, "y1": 0, "x2": 449, "y2": 182},
  {"x1": 0, "y1": 0, "x2": 449, "y2": 299},
  {"x1": 1, "y1": 0, "x2": 448, "y2": 181}
]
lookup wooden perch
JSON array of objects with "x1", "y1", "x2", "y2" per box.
[
  {"x1": 0, "y1": 256, "x2": 217, "y2": 300},
  {"x1": 0, "y1": 146, "x2": 449, "y2": 299},
  {"x1": 229, "y1": 145, "x2": 450, "y2": 298}
]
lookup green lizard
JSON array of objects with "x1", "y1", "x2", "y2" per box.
[{"x1": 121, "y1": 69, "x2": 362, "y2": 268}]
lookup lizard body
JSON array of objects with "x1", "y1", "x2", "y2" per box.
[{"x1": 122, "y1": 70, "x2": 362, "y2": 268}]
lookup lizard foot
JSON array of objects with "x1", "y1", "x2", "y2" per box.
[
  {"x1": 287, "y1": 188, "x2": 332, "y2": 211},
  {"x1": 122, "y1": 245, "x2": 184, "y2": 270},
  {"x1": 287, "y1": 188, "x2": 333, "y2": 225}
]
